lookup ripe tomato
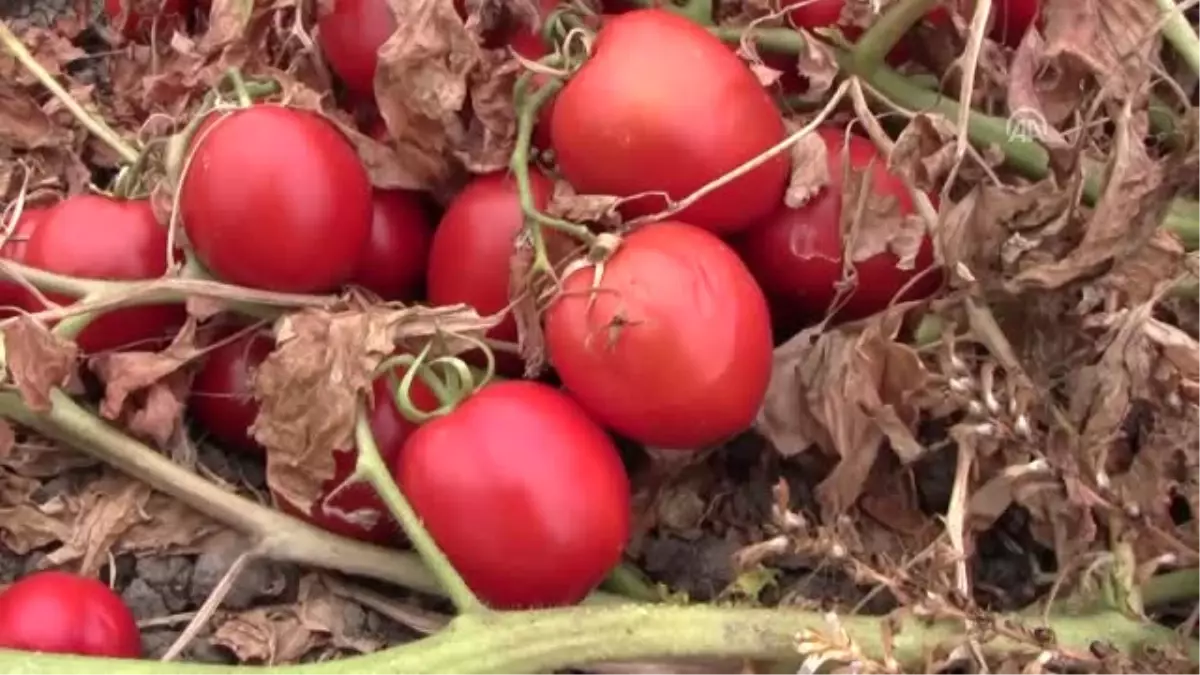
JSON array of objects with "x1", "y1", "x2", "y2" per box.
[
  {"x1": 24, "y1": 196, "x2": 184, "y2": 354},
  {"x1": 179, "y1": 106, "x2": 373, "y2": 294},
  {"x1": 393, "y1": 380, "x2": 630, "y2": 609},
  {"x1": 189, "y1": 325, "x2": 274, "y2": 454},
  {"x1": 348, "y1": 190, "x2": 433, "y2": 302},
  {"x1": 104, "y1": 0, "x2": 191, "y2": 40},
  {"x1": 425, "y1": 169, "x2": 557, "y2": 377},
  {"x1": 544, "y1": 221, "x2": 773, "y2": 450},
  {"x1": 0, "y1": 570, "x2": 141, "y2": 657},
  {"x1": 0, "y1": 206, "x2": 47, "y2": 319},
  {"x1": 316, "y1": 0, "x2": 397, "y2": 99},
  {"x1": 549, "y1": 9, "x2": 788, "y2": 236},
  {"x1": 734, "y1": 127, "x2": 941, "y2": 327}
]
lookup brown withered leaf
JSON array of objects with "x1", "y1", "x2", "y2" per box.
[
  {"x1": 1007, "y1": 30, "x2": 1077, "y2": 138},
  {"x1": 455, "y1": 49, "x2": 522, "y2": 173},
  {"x1": 0, "y1": 26, "x2": 85, "y2": 87},
  {"x1": 199, "y1": 0, "x2": 260, "y2": 51},
  {"x1": 3, "y1": 316, "x2": 78, "y2": 412},
  {"x1": 117, "y1": 489, "x2": 224, "y2": 554},
  {"x1": 0, "y1": 83, "x2": 69, "y2": 150},
  {"x1": 756, "y1": 309, "x2": 928, "y2": 517},
  {"x1": 0, "y1": 469, "x2": 69, "y2": 554},
  {"x1": 839, "y1": 153, "x2": 926, "y2": 269},
  {"x1": 88, "y1": 320, "x2": 204, "y2": 447},
  {"x1": 888, "y1": 114, "x2": 961, "y2": 195},
  {"x1": 0, "y1": 421, "x2": 13, "y2": 459},
  {"x1": 212, "y1": 574, "x2": 382, "y2": 664},
  {"x1": 784, "y1": 125, "x2": 829, "y2": 209},
  {"x1": 1009, "y1": 105, "x2": 1179, "y2": 291},
  {"x1": 1097, "y1": 227, "x2": 1187, "y2": 305},
  {"x1": 509, "y1": 238, "x2": 546, "y2": 378},
  {"x1": 792, "y1": 29, "x2": 838, "y2": 102},
  {"x1": 1039, "y1": 0, "x2": 1159, "y2": 105},
  {"x1": 546, "y1": 180, "x2": 623, "y2": 230},
  {"x1": 375, "y1": 0, "x2": 483, "y2": 192},
  {"x1": 0, "y1": 434, "x2": 97, "y2": 478}
]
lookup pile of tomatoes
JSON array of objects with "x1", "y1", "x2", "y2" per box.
[{"x1": 0, "y1": 0, "x2": 1042, "y2": 659}]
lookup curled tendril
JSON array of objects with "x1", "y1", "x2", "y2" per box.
[{"x1": 377, "y1": 335, "x2": 497, "y2": 424}]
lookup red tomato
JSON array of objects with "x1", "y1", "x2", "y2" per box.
[
  {"x1": 425, "y1": 169, "x2": 557, "y2": 377},
  {"x1": 925, "y1": 0, "x2": 1040, "y2": 48},
  {"x1": 734, "y1": 127, "x2": 941, "y2": 327},
  {"x1": 179, "y1": 106, "x2": 373, "y2": 293},
  {"x1": 24, "y1": 196, "x2": 184, "y2": 354},
  {"x1": 550, "y1": 9, "x2": 788, "y2": 236},
  {"x1": 544, "y1": 221, "x2": 773, "y2": 450},
  {"x1": 0, "y1": 571, "x2": 141, "y2": 657},
  {"x1": 393, "y1": 380, "x2": 630, "y2": 609},
  {"x1": 0, "y1": 206, "x2": 47, "y2": 318},
  {"x1": 783, "y1": 0, "x2": 912, "y2": 68},
  {"x1": 189, "y1": 325, "x2": 275, "y2": 454},
  {"x1": 348, "y1": 190, "x2": 433, "y2": 302},
  {"x1": 504, "y1": 0, "x2": 560, "y2": 59},
  {"x1": 316, "y1": 0, "x2": 397, "y2": 99},
  {"x1": 104, "y1": 0, "x2": 191, "y2": 40}
]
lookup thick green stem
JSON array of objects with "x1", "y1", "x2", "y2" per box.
[
  {"x1": 1141, "y1": 567, "x2": 1200, "y2": 607},
  {"x1": 1156, "y1": 0, "x2": 1200, "y2": 77},
  {"x1": 352, "y1": 407, "x2": 486, "y2": 614},
  {"x1": 0, "y1": 604, "x2": 1190, "y2": 673},
  {"x1": 850, "y1": 0, "x2": 939, "y2": 72},
  {"x1": 0, "y1": 20, "x2": 140, "y2": 165}
]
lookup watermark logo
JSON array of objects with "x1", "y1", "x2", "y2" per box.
[{"x1": 1006, "y1": 107, "x2": 1048, "y2": 143}]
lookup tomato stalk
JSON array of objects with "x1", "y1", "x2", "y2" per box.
[
  {"x1": 350, "y1": 399, "x2": 488, "y2": 614},
  {"x1": 847, "y1": 0, "x2": 939, "y2": 72},
  {"x1": 1155, "y1": 0, "x2": 1200, "y2": 77}
]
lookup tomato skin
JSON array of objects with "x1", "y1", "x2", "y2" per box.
[
  {"x1": 0, "y1": 571, "x2": 141, "y2": 658},
  {"x1": 180, "y1": 106, "x2": 373, "y2": 294},
  {"x1": 393, "y1": 380, "x2": 630, "y2": 609},
  {"x1": 425, "y1": 169, "x2": 556, "y2": 376},
  {"x1": 24, "y1": 196, "x2": 184, "y2": 354},
  {"x1": 347, "y1": 190, "x2": 433, "y2": 301},
  {"x1": 0, "y1": 207, "x2": 47, "y2": 319},
  {"x1": 104, "y1": 0, "x2": 190, "y2": 40},
  {"x1": 190, "y1": 326, "x2": 275, "y2": 454},
  {"x1": 317, "y1": 0, "x2": 397, "y2": 99},
  {"x1": 734, "y1": 127, "x2": 941, "y2": 327},
  {"x1": 544, "y1": 221, "x2": 773, "y2": 450},
  {"x1": 549, "y1": 9, "x2": 788, "y2": 236}
]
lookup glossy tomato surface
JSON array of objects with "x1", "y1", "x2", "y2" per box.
[
  {"x1": 735, "y1": 127, "x2": 940, "y2": 327},
  {"x1": 544, "y1": 221, "x2": 773, "y2": 450},
  {"x1": 189, "y1": 326, "x2": 275, "y2": 454},
  {"x1": 426, "y1": 169, "x2": 557, "y2": 376},
  {"x1": 179, "y1": 106, "x2": 373, "y2": 293},
  {"x1": 0, "y1": 206, "x2": 47, "y2": 318},
  {"x1": 104, "y1": 0, "x2": 191, "y2": 40},
  {"x1": 24, "y1": 196, "x2": 184, "y2": 354},
  {"x1": 348, "y1": 189, "x2": 433, "y2": 301},
  {"x1": 317, "y1": 0, "x2": 397, "y2": 98},
  {"x1": 0, "y1": 571, "x2": 141, "y2": 657},
  {"x1": 549, "y1": 9, "x2": 788, "y2": 236},
  {"x1": 393, "y1": 380, "x2": 630, "y2": 609}
]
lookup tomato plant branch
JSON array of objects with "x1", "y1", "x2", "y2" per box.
[
  {"x1": 1141, "y1": 567, "x2": 1200, "y2": 607},
  {"x1": 352, "y1": 405, "x2": 487, "y2": 614},
  {"x1": 1155, "y1": 0, "x2": 1200, "y2": 77},
  {"x1": 0, "y1": 20, "x2": 141, "y2": 165},
  {"x1": 849, "y1": 0, "x2": 938, "y2": 72},
  {"x1": 0, "y1": 388, "x2": 443, "y2": 596},
  {"x1": 0, "y1": 601, "x2": 1193, "y2": 673}
]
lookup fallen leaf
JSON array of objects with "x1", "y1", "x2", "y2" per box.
[
  {"x1": 455, "y1": 48, "x2": 522, "y2": 173},
  {"x1": 545, "y1": 180, "x2": 623, "y2": 230},
  {"x1": 43, "y1": 473, "x2": 151, "y2": 575},
  {"x1": 838, "y1": 149, "x2": 926, "y2": 269},
  {"x1": 887, "y1": 114, "x2": 961, "y2": 195},
  {"x1": 791, "y1": 29, "x2": 838, "y2": 102},
  {"x1": 0, "y1": 434, "x2": 97, "y2": 478},
  {"x1": 1006, "y1": 30, "x2": 1076, "y2": 139},
  {"x1": 0, "y1": 82, "x2": 69, "y2": 150},
  {"x1": 783, "y1": 124, "x2": 829, "y2": 209},
  {"x1": 2, "y1": 316, "x2": 78, "y2": 412},
  {"x1": 0, "y1": 469, "x2": 69, "y2": 554},
  {"x1": 1039, "y1": 0, "x2": 1160, "y2": 107},
  {"x1": 1097, "y1": 228, "x2": 1187, "y2": 305},
  {"x1": 212, "y1": 574, "x2": 382, "y2": 664}
]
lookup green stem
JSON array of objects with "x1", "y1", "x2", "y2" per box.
[
  {"x1": 223, "y1": 67, "x2": 254, "y2": 107},
  {"x1": 1141, "y1": 568, "x2": 1200, "y2": 607},
  {"x1": 1156, "y1": 0, "x2": 1200, "y2": 77},
  {"x1": 600, "y1": 562, "x2": 663, "y2": 603},
  {"x1": 666, "y1": 0, "x2": 714, "y2": 26},
  {"x1": 0, "y1": 604, "x2": 1190, "y2": 673},
  {"x1": 850, "y1": 0, "x2": 939, "y2": 72},
  {"x1": 0, "y1": 20, "x2": 140, "y2": 165},
  {"x1": 352, "y1": 406, "x2": 487, "y2": 614}
]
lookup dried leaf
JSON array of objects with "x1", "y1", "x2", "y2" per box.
[
  {"x1": 0, "y1": 83, "x2": 69, "y2": 150},
  {"x1": 756, "y1": 310, "x2": 927, "y2": 517},
  {"x1": 0, "y1": 435, "x2": 97, "y2": 478},
  {"x1": 1039, "y1": 0, "x2": 1160, "y2": 106},
  {"x1": 455, "y1": 49, "x2": 522, "y2": 173},
  {"x1": 3, "y1": 316, "x2": 78, "y2": 412},
  {"x1": 0, "y1": 470, "x2": 69, "y2": 554},
  {"x1": 212, "y1": 574, "x2": 382, "y2": 664},
  {"x1": 792, "y1": 29, "x2": 838, "y2": 102},
  {"x1": 887, "y1": 114, "x2": 960, "y2": 195},
  {"x1": 545, "y1": 180, "x2": 623, "y2": 230},
  {"x1": 1006, "y1": 30, "x2": 1076, "y2": 139},
  {"x1": 839, "y1": 153, "x2": 926, "y2": 269},
  {"x1": 783, "y1": 126, "x2": 829, "y2": 209}
]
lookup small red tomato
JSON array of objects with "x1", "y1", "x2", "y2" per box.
[
  {"x1": 0, "y1": 206, "x2": 47, "y2": 318},
  {"x1": 316, "y1": 0, "x2": 397, "y2": 99},
  {"x1": 393, "y1": 380, "x2": 630, "y2": 609},
  {"x1": 0, "y1": 570, "x2": 141, "y2": 658},
  {"x1": 189, "y1": 325, "x2": 275, "y2": 454},
  {"x1": 179, "y1": 106, "x2": 373, "y2": 293},
  {"x1": 550, "y1": 9, "x2": 788, "y2": 236},
  {"x1": 545, "y1": 221, "x2": 773, "y2": 450},
  {"x1": 104, "y1": 0, "x2": 191, "y2": 40},
  {"x1": 734, "y1": 127, "x2": 941, "y2": 327},
  {"x1": 425, "y1": 169, "x2": 558, "y2": 376},
  {"x1": 24, "y1": 196, "x2": 184, "y2": 354},
  {"x1": 348, "y1": 190, "x2": 433, "y2": 302}
]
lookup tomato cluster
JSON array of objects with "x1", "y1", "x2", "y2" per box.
[{"x1": 0, "y1": 0, "x2": 1021, "y2": 646}]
